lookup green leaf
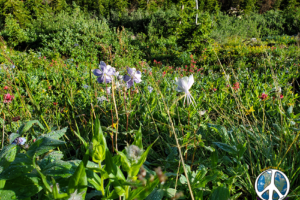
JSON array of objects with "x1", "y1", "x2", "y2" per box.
[
  {"x1": 18, "y1": 120, "x2": 44, "y2": 135},
  {"x1": 0, "y1": 144, "x2": 18, "y2": 173},
  {"x1": 209, "y1": 124, "x2": 230, "y2": 142},
  {"x1": 43, "y1": 127, "x2": 68, "y2": 140},
  {"x1": 145, "y1": 188, "x2": 164, "y2": 200},
  {"x1": 287, "y1": 106, "x2": 294, "y2": 118},
  {"x1": 213, "y1": 142, "x2": 237, "y2": 155},
  {"x1": 9, "y1": 133, "x2": 20, "y2": 144},
  {"x1": 127, "y1": 177, "x2": 160, "y2": 200},
  {"x1": 0, "y1": 174, "x2": 43, "y2": 199},
  {"x1": 209, "y1": 186, "x2": 230, "y2": 200},
  {"x1": 237, "y1": 142, "x2": 247, "y2": 160},
  {"x1": 117, "y1": 151, "x2": 131, "y2": 172},
  {"x1": 0, "y1": 153, "x2": 33, "y2": 180},
  {"x1": 91, "y1": 117, "x2": 106, "y2": 163},
  {"x1": 68, "y1": 149, "x2": 89, "y2": 198},
  {"x1": 211, "y1": 151, "x2": 218, "y2": 168},
  {"x1": 26, "y1": 137, "x2": 65, "y2": 158},
  {"x1": 129, "y1": 138, "x2": 158, "y2": 178},
  {"x1": 132, "y1": 126, "x2": 143, "y2": 149}
]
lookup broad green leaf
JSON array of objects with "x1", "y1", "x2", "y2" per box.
[
  {"x1": 26, "y1": 137, "x2": 65, "y2": 158},
  {"x1": 145, "y1": 188, "x2": 164, "y2": 200},
  {"x1": 237, "y1": 142, "x2": 247, "y2": 160},
  {"x1": 38, "y1": 151, "x2": 64, "y2": 170},
  {"x1": 209, "y1": 186, "x2": 230, "y2": 200},
  {"x1": 132, "y1": 126, "x2": 143, "y2": 149},
  {"x1": 127, "y1": 177, "x2": 160, "y2": 200},
  {"x1": 42, "y1": 127, "x2": 68, "y2": 140},
  {"x1": 0, "y1": 144, "x2": 18, "y2": 173},
  {"x1": 287, "y1": 106, "x2": 293, "y2": 118},
  {"x1": 209, "y1": 124, "x2": 230, "y2": 142},
  {"x1": 9, "y1": 133, "x2": 20, "y2": 144},
  {"x1": 18, "y1": 120, "x2": 44, "y2": 135},
  {"x1": 0, "y1": 174, "x2": 42, "y2": 199},
  {"x1": 211, "y1": 151, "x2": 218, "y2": 168},
  {"x1": 92, "y1": 118, "x2": 106, "y2": 163},
  {"x1": 68, "y1": 149, "x2": 89, "y2": 199},
  {"x1": 213, "y1": 142, "x2": 237, "y2": 155},
  {"x1": 117, "y1": 151, "x2": 131, "y2": 172},
  {"x1": 0, "y1": 153, "x2": 33, "y2": 180},
  {"x1": 51, "y1": 177, "x2": 68, "y2": 199}
]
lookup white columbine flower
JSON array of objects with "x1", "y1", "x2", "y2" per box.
[{"x1": 175, "y1": 74, "x2": 196, "y2": 107}]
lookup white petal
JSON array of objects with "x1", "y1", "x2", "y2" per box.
[{"x1": 187, "y1": 74, "x2": 194, "y2": 90}]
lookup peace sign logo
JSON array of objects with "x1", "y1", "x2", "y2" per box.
[{"x1": 255, "y1": 169, "x2": 290, "y2": 200}]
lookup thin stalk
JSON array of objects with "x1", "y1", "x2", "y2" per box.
[
  {"x1": 153, "y1": 81, "x2": 195, "y2": 200},
  {"x1": 1, "y1": 113, "x2": 5, "y2": 149},
  {"x1": 111, "y1": 78, "x2": 119, "y2": 152}
]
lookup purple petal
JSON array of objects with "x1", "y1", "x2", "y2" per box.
[
  {"x1": 126, "y1": 79, "x2": 134, "y2": 88},
  {"x1": 97, "y1": 76, "x2": 104, "y2": 83},
  {"x1": 104, "y1": 76, "x2": 112, "y2": 83},
  {"x1": 127, "y1": 67, "x2": 134, "y2": 75},
  {"x1": 123, "y1": 75, "x2": 131, "y2": 82},
  {"x1": 99, "y1": 61, "x2": 107, "y2": 72},
  {"x1": 106, "y1": 68, "x2": 116, "y2": 76},
  {"x1": 93, "y1": 69, "x2": 103, "y2": 76},
  {"x1": 134, "y1": 77, "x2": 142, "y2": 84}
]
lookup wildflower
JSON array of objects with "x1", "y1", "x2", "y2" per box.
[
  {"x1": 53, "y1": 102, "x2": 58, "y2": 106},
  {"x1": 213, "y1": 88, "x2": 217, "y2": 91},
  {"x1": 11, "y1": 137, "x2": 26, "y2": 145},
  {"x1": 74, "y1": 43, "x2": 79, "y2": 47},
  {"x1": 125, "y1": 145, "x2": 143, "y2": 163},
  {"x1": 93, "y1": 61, "x2": 116, "y2": 84},
  {"x1": 162, "y1": 71, "x2": 166, "y2": 77},
  {"x1": 4, "y1": 86, "x2": 8, "y2": 90},
  {"x1": 83, "y1": 85, "x2": 89, "y2": 89},
  {"x1": 4, "y1": 93, "x2": 14, "y2": 103},
  {"x1": 97, "y1": 96, "x2": 108, "y2": 104},
  {"x1": 48, "y1": 86, "x2": 52, "y2": 90},
  {"x1": 68, "y1": 189, "x2": 85, "y2": 200},
  {"x1": 117, "y1": 75, "x2": 123, "y2": 80},
  {"x1": 259, "y1": 93, "x2": 268, "y2": 100},
  {"x1": 11, "y1": 65, "x2": 15, "y2": 69},
  {"x1": 245, "y1": 106, "x2": 255, "y2": 115},
  {"x1": 175, "y1": 74, "x2": 196, "y2": 107},
  {"x1": 233, "y1": 82, "x2": 239, "y2": 91},
  {"x1": 148, "y1": 86, "x2": 153, "y2": 93},
  {"x1": 280, "y1": 94, "x2": 284, "y2": 99},
  {"x1": 123, "y1": 67, "x2": 142, "y2": 88}
]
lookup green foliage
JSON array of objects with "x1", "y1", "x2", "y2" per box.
[{"x1": 1, "y1": 14, "x2": 28, "y2": 47}]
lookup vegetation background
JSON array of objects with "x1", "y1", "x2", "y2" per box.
[{"x1": 1, "y1": 0, "x2": 300, "y2": 200}]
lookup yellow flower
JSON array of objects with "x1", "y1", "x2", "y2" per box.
[
  {"x1": 112, "y1": 122, "x2": 117, "y2": 129},
  {"x1": 287, "y1": 103, "x2": 294, "y2": 106},
  {"x1": 245, "y1": 106, "x2": 255, "y2": 115}
]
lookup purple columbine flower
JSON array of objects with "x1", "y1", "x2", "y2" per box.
[
  {"x1": 93, "y1": 61, "x2": 116, "y2": 84},
  {"x1": 123, "y1": 67, "x2": 142, "y2": 88},
  {"x1": 12, "y1": 137, "x2": 26, "y2": 145}
]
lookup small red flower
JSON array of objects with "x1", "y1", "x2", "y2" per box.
[
  {"x1": 280, "y1": 94, "x2": 284, "y2": 99},
  {"x1": 162, "y1": 71, "x2": 166, "y2": 77},
  {"x1": 213, "y1": 88, "x2": 217, "y2": 91},
  {"x1": 4, "y1": 86, "x2": 8, "y2": 90},
  {"x1": 259, "y1": 93, "x2": 268, "y2": 100},
  {"x1": 4, "y1": 93, "x2": 14, "y2": 103},
  {"x1": 53, "y1": 102, "x2": 58, "y2": 106},
  {"x1": 149, "y1": 72, "x2": 152, "y2": 76},
  {"x1": 233, "y1": 82, "x2": 239, "y2": 91},
  {"x1": 48, "y1": 86, "x2": 52, "y2": 90}
]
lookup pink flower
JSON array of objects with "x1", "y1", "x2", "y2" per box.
[
  {"x1": 44, "y1": 56, "x2": 46, "y2": 59},
  {"x1": 233, "y1": 82, "x2": 239, "y2": 91},
  {"x1": 280, "y1": 94, "x2": 284, "y2": 99},
  {"x1": 259, "y1": 93, "x2": 268, "y2": 100},
  {"x1": 4, "y1": 86, "x2": 8, "y2": 90},
  {"x1": 162, "y1": 71, "x2": 166, "y2": 78},
  {"x1": 4, "y1": 93, "x2": 14, "y2": 103},
  {"x1": 213, "y1": 88, "x2": 217, "y2": 91}
]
